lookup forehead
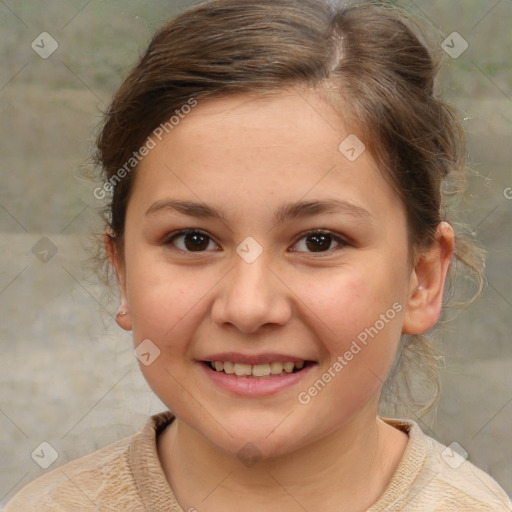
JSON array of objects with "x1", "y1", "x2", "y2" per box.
[
  {"x1": 129, "y1": 89, "x2": 404, "y2": 227},
  {"x1": 164, "y1": 90, "x2": 343, "y2": 168}
]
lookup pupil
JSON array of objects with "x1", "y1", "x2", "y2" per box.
[
  {"x1": 306, "y1": 234, "x2": 331, "y2": 252},
  {"x1": 185, "y1": 232, "x2": 209, "y2": 251}
]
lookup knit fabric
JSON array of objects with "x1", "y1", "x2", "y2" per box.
[{"x1": 5, "y1": 411, "x2": 512, "y2": 511}]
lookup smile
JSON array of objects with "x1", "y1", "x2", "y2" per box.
[
  {"x1": 205, "y1": 360, "x2": 307, "y2": 378},
  {"x1": 198, "y1": 358, "x2": 316, "y2": 396}
]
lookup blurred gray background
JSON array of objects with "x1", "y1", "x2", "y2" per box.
[{"x1": 0, "y1": 0, "x2": 511, "y2": 507}]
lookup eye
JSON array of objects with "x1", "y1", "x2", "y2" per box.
[
  {"x1": 163, "y1": 229, "x2": 219, "y2": 252},
  {"x1": 291, "y1": 230, "x2": 347, "y2": 253}
]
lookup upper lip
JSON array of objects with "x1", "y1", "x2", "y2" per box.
[{"x1": 199, "y1": 352, "x2": 314, "y2": 365}]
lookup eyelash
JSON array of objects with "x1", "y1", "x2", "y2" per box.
[{"x1": 162, "y1": 228, "x2": 348, "y2": 255}]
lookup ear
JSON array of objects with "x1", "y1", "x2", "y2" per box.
[
  {"x1": 402, "y1": 221, "x2": 455, "y2": 335},
  {"x1": 104, "y1": 231, "x2": 133, "y2": 331}
]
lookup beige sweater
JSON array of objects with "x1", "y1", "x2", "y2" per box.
[{"x1": 5, "y1": 411, "x2": 512, "y2": 511}]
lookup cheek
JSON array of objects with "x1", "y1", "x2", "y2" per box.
[
  {"x1": 124, "y1": 250, "x2": 212, "y2": 349},
  {"x1": 295, "y1": 262, "x2": 406, "y2": 409},
  {"x1": 294, "y1": 268, "x2": 404, "y2": 420},
  {"x1": 124, "y1": 263, "x2": 214, "y2": 404},
  {"x1": 296, "y1": 263, "x2": 402, "y2": 349}
]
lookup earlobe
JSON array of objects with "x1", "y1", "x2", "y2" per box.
[
  {"x1": 104, "y1": 231, "x2": 133, "y2": 331},
  {"x1": 402, "y1": 222, "x2": 455, "y2": 335},
  {"x1": 115, "y1": 303, "x2": 133, "y2": 331}
]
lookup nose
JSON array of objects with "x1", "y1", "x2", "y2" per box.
[{"x1": 210, "y1": 252, "x2": 292, "y2": 334}]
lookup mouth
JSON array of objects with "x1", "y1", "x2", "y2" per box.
[
  {"x1": 197, "y1": 352, "x2": 317, "y2": 396},
  {"x1": 201, "y1": 360, "x2": 315, "y2": 379}
]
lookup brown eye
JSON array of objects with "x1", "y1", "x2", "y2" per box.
[
  {"x1": 292, "y1": 230, "x2": 346, "y2": 253},
  {"x1": 165, "y1": 229, "x2": 219, "y2": 252}
]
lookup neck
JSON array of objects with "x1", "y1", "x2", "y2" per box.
[{"x1": 157, "y1": 399, "x2": 408, "y2": 512}]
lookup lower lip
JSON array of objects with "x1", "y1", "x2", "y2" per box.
[{"x1": 198, "y1": 362, "x2": 315, "y2": 397}]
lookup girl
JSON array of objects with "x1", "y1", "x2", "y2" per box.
[{"x1": 6, "y1": 0, "x2": 512, "y2": 510}]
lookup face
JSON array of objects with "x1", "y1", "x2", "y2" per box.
[{"x1": 111, "y1": 88, "x2": 447, "y2": 459}]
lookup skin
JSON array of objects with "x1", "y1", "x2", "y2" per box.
[{"x1": 106, "y1": 87, "x2": 454, "y2": 511}]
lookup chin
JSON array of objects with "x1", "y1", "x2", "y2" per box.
[
  {"x1": 209, "y1": 413, "x2": 321, "y2": 462},
  {"x1": 216, "y1": 431, "x2": 302, "y2": 463}
]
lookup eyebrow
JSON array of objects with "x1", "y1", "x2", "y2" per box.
[{"x1": 145, "y1": 198, "x2": 372, "y2": 225}]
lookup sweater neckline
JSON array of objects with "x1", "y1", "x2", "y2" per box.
[
  {"x1": 130, "y1": 410, "x2": 181, "y2": 511},
  {"x1": 367, "y1": 417, "x2": 428, "y2": 511},
  {"x1": 130, "y1": 411, "x2": 427, "y2": 511}
]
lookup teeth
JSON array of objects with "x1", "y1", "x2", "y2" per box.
[
  {"x1": 270, "y1": 362, "x2": 284, "y2": 374},
  {"x1": 283, "y1": 362, "x2": 294, "y2": 373},
  {"x1": 252, "y1": 364, "x2": 271, "y2": 377},
  {"x1": 209, "y1": 360, "x2": 306, "y2": 377},
  {"x1": 234, "y1": 363, "x2": 252, "y2": 376},
  {"x1": 223, "y1": 361, "x2": 235, "y2": 374}
]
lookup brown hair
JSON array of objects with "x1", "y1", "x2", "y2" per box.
[{"x1": 93, "y1": 0, "x2": 485, "y2": 419}]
